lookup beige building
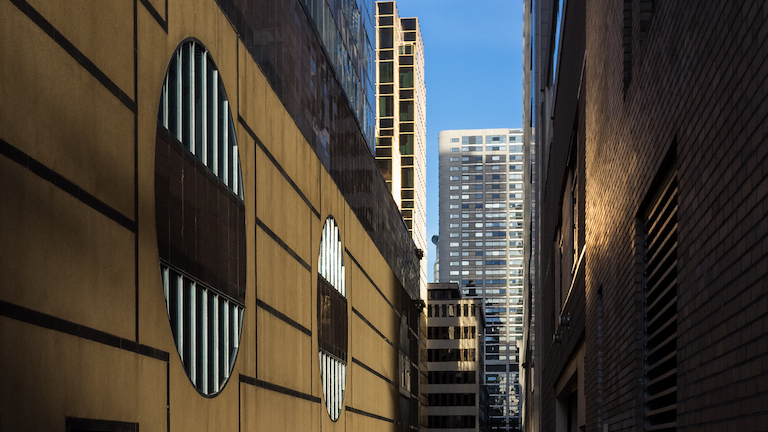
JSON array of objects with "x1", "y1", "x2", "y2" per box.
[
  {"x1": 375, "y1": 1, "x2": 428, "y2": 300},
  {"x1": 426, "y1": 283, "x2": 486, "y2": 431},
  {"x1": 0, "y1": 0, "x2": 426, "y2": 431}
]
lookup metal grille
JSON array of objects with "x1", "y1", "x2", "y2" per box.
[
  {"x1": 158, "y1": 40, "x2": 244, "y2": 200},
  {"x1": 643, "y1": 172, "x2": 678, "y2": 431},
  {"x1": 317, "y1": 217, "x2": 347, "y2": 421},
  {"x1": 162, "y1": 264, "x2": 243, "y2": 396}
]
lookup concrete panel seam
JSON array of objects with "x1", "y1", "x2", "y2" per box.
[
  {"x1": 351, "y1": 307, "x2": 396, "y2": 350},
  {"x1": 9, "y1": 0, "x2": 138, "y2": 114},
  {"x1": 351, "y1": 357, "x2": 396, "y2": 387},
  {"x1": 0, "y1": 299, "x2": 169, "y2": 362},
  {"x1": 238, "y1": 373, "x2": 321, "y2": 403},
  {"x1": 138, "y1": 0, "x2": 167, "y2": 32},
  {"x1": 345, "y1": 248, "x2": 399, "y2": 316},
  {"x1": 256, "y1": 216, "x2": 311, "y2": 271},
  {"x1": 0, "y1": 139, "x2": 137, "y2": 233},
  {"x1": 239, "y1": 115, "x2": 320, "y2": 219},
  {"x1": 256, "y1": 298, "x2": 311, "y2": 336},
  {"x1": 345, "y1": 405, "x2": 397, "y2": 424}
]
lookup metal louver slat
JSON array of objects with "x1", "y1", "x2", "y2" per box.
[
  {"x1": 646, "y1": 422, "x2": 677, "y2": 431},
  {"x1": 646, "y1": 231, "x2": 677, "y2": 283},
  {"x1": 647, "y1": 314, "x2": 677, "y2": 343},
  {"x1": 645, "y1": 332, "x2": 677, "y2": 360},
  {"x1": 646, "y1": 274, "x2": 677, "y2": 314},
  {"x1": 646, "y1": 367, "x2": 677, "y2": 388}
]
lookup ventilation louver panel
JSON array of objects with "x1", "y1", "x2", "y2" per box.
[{"x1": 643, "y1": 172, "x2": 678, "y2": 431}]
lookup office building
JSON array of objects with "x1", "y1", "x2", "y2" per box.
[
  {"x1": 375, "y1": 0, "x2": 429, "y2": 300},
  {"x1": 438, "y1": 128, "x2": 526, "y2": 431},
  {"x1": 426, "y1": 283, "x2": 486, "y2": 431},
  {"x1": 0, "y1": 0, "x2": 426, "y2": 430},
  {"x1": 530, "y1": 0, "x2": 768, "y2": 431}
]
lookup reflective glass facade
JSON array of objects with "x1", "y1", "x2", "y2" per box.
[
  {"x1": 215, "y1": 0, "x2": 419, "y2": 297},
  {"x1": 374, "y1": 1, "x2": 428, "y2": 300}
]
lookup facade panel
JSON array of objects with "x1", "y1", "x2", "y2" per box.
[
  {"x1": 530, "y1": 0, "x2": 768, "y2": 431},
  {"x1": 0, "y1": 0, "x2": 423, "y2": 430}
]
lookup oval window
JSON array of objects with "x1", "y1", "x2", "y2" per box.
[
  {"x1": 155, "y1": 40, "x2": 246, "y2": 397},
  {"x1": 317, "y1": 217, "x2": 348, "y2": 420}
]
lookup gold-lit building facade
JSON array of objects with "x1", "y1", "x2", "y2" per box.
[
  {"x1": 0, "y1": 0, "x2": 425, "y2": 430},
  {"x1": 374, "y1": 1, "x2": 428, "y2": 301}
]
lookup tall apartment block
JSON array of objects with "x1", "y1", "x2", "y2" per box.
[
  {"x1": 426, "y1": 283, "x2": 486, "y2": 432},
  {"x1": 375, "y1": 1, "x2": 428, "y2": 300},
  {"x1": 438, "y1": 128, "x2": 526, "y2": 431},
  {"x1": 0, "y1": 0, "x2": 427, "y2": 430}
]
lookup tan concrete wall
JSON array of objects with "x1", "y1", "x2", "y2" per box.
[{"x1": 0, "y1": 0, "x2": 412, "y2": 430}]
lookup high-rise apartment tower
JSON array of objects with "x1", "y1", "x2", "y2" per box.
[
  {"x1": 438, "y1": 128, "x2": 526, "y2": 431},
  {"x1": 375, "y1": 1, "x2": 428, "y2": 300}
]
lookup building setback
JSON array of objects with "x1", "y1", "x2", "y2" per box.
[
  {"x1": 438, "y1": 128, "x2": 526, "y2": 431},
  {"x1": 0, "y1": 0, "x2": 426, "y2": 431},
  {"x1": 529, "y1": 1, "x2": 768, "y2": 431},
  {"x1": 375, "y1": 0, "x2": 429, "y2": 300},
  {"x1": 426, "y1": 282, "x2": 487, "y2": 431}
]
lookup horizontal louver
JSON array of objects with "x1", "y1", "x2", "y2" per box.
[{"x1": 643, "y1": 172, "x2": 678, "y2": 431}]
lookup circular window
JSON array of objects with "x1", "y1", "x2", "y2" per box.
[
  {"x1": 317, "y1": 217, "x2": 348, "y2": 420},
  {"x1": 155, "y1": 40, "x2": 246, "y2": 397}
]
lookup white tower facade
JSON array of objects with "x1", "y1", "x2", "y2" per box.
[{"x1": 438, "y1": 128, "x2": 526, "y2": 431}]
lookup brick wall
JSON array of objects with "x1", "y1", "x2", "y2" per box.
[{"x1": 582, "y1": 1, "x2": 768, "y2": 431}]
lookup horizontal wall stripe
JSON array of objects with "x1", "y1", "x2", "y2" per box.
[
  {"x1": 351, "y1": 307, "x2": 395, "y2": 350},
  {"x1": 351, "y1": 357, "x2": 396, "y2": 387},
  {"x1": 9, "y1": 0, "x2": 138, "y2": 114},
  {"x1": 238, "y1": 115, "x2": 320, "y2": 219},
  {"x1": 0, "y1": 300, "x2": 169, "y2": 362},
  {"x1": 239, "y1": 374, "x2": 321, "y2": 403},
  {"x1": 345, "y1": 249, "x2": 398, "y2": 315},
  {"x1": 256, "y1": 298, "x2": 311, "y2": 336},
  {"x1": 66, "y1": 417, "x2": 138, "y2": 432},
  {"x1": 345, "y1": 406, "x2": 397, "y2": 424},
  {"x1": 255, "y1": 216, "x2": 311, "y2": 271},
  {"x1": 138, "y1": 0, "x2": 167, "y2": 32},
  {"x1": 0, "y1": 139, "x2": 137, "y2": 233}
]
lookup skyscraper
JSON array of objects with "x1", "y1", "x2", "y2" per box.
[
  {"x1": 375, "y1": 1, "x2": 428, "y2": 300},
  {"x1": 438, "y1": 128, "x2": 526, "y2": 431}
]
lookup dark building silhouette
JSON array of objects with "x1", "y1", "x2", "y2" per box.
[{"x1": 527, "y1": 1, "x2": 768, "y2": 431}]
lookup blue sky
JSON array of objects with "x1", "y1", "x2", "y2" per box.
[{"x1": 392, "y1": 0, "x2": 525, "y2": 281}]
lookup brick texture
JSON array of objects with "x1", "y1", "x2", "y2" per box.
[
  {"x1": 539, "y1": 0, "x2": 768, "y2": 431},
  {"x1": 584, "y1": 1, "x2": 768, "y2": 431}
]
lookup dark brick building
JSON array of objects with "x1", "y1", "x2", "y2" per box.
[{"x1": 528, "y1": 1, "x2": 768, "y2": 431}]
